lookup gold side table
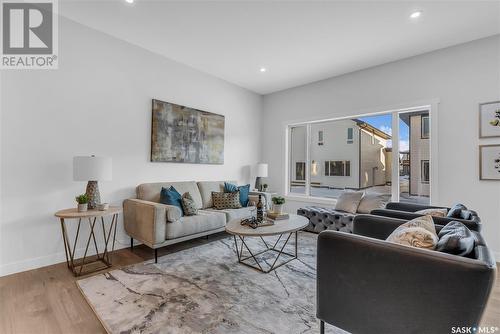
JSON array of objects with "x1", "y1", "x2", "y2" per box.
[{"x1": 55, "y1": 206, "x2": 122, "y2": 276}]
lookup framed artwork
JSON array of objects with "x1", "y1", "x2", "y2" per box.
[
  {"x1": 151, "y1": 99, "x2": 225, "y2": 164},
  {"x1": 479, "y1": 101, "x2": 500, "y2": 138},
  {"x1": 479, "y1": 144, "x2": 500, "y2": 181}
]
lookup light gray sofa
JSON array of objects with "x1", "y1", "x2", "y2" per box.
[{"x1": 123, "y1": 180, "x2": 270, "y2": 262}]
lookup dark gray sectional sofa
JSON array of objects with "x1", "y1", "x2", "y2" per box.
[
  {"x1": 297, "y1": 206, "x2": 355, "y2": 233},
  {"x1": 371, "y1": 202, "x2": 482, "y2": 231},
  {"x1": 298, "y1": 201, "x2": 482, "y2": 234},
  {"x1": 317, "y1": 214, "x2": 496, "y2": 334}
]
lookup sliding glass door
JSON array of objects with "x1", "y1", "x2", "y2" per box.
[
  {"x1": 398, "y1": 111, "x2": 430, "y2": 204},
  {"x1": 289, "y1": 125, "x2": 307, "y2": 195}
]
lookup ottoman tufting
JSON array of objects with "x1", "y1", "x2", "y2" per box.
[{"x1": 297, "y1": 206, "x2": 354, "y2": 233}]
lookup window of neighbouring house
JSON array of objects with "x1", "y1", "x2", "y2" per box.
[
  {"x1": 347, "y1": 128, "x2": 353, "y2": 144},
  {"x1": 325, "y1": 160, "x2": 350, "y2": 176},
  {"x1": 421, "y1": 160, "x2": 430, "y2": 183},
  {"x1": 296, "y1": 162, "x2": 306, "y2": 180},
  {"x1": 318, "y1": 130, "x2": 324, "y2": 145},
  {"x1": 421, "y1": 115, "x2": 430, "y2": 139}
]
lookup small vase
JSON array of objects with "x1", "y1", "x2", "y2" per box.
[
  {"x1": 78, "y1": 203, "x2": 88, "y2": 212},
  {"x1": 273, "y1": 204, "x2": 283, "y2": 214}
]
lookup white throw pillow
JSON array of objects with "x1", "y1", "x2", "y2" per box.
[
  {"x1": 335, "y1": 191, "x2": 364, "y2": 214},
  {"x1": 357, "y1": 193, "x2": 391, "y2": 214}
]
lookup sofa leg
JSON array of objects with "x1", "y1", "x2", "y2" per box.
[
  {"x1": 320, "y1": 320, "x2": 324, "y2": 334},
  {"x1": 130, "y1": 238, "x2": 133, "y2": 251},
  {"x1": 154, "y1": 249, "x2": 158, "y2": 263}
]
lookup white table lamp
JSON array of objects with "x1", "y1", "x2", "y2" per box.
[
  {"x1": 254, "y1": 163, "x2": 268, "y2": 191},
  {"x1": 73, "y1": 156, "x2": 112, "y2": 209}
]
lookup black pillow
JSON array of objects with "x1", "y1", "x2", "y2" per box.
[
  {"x1": 436, "y1": 221, "x2": 475, "y2": 256},
  {"x1": 447, "y1": 203, "x2": 467, "y2": 218}
]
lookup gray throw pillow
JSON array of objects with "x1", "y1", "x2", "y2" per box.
[
  {"x1": 212, "y1": 191, "x2": 242, "y2": 210},
  {"x1": 335, "y1": 191, "x2": 364, "y2": 214},
  {"x1": 447, "y1": 203, "x2": 467, "y2": 218},
  {"x1": 436, "y1": 221, "x2": 475, "y2": 256},
  {"x1": 357, "y1": 193, "x2": 391, "y2": 214},
  {"x1": 181, "y1": 192, "x2": 198, "y2": 216}
]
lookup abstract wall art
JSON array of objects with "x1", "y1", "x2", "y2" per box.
[{"x1": 151, "y1": 99, "x2": 225, "y2": 164}]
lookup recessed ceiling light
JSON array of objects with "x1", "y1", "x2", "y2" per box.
[
  {"x1": 410, "y1": 11, "x2": 422, "y2": 19},
  {"x1": 260, "y1": 67, "x2": 267, "y2": 73},
  {"x1": 125, "y1": 0, "x2": 134, "y2": 3}
]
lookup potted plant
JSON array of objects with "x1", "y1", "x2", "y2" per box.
[
  {"x1": 263, "y1": 183, "x2": 269, "y2": 192},
  {"x1": 271, "y1": 196, "x2": 285, "y2": 214},
  {"x1": 75, "y1": 194, "x2": 89, "y2": 212}
]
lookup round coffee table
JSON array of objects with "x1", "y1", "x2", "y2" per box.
[{"x1": 225, "y1": 214, "x2": 308, "y2": 273}]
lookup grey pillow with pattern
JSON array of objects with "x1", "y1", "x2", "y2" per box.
[
  {"x1": 212, "y1": 191, "x2": 242, "y2": 210},
  {"x1": 386, "y1": 215, "x2": 438, "y2": 250},
  {"x1": 181, "y1": 192, "x2": 198, "y2": 216}
]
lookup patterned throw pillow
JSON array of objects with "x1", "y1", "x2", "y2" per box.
[
  {"x1": 386, "y1": 215, "x2": 438, "y2": 250},
  {"x1": 415, "y1": 208, "x2": 448, "y2": 217},
  {"x1": 212, "y1": 191, "x2": 242, "y2": 210},
  {"x1": 181, "y1": 192, "x2": 198, "y2": 216}
]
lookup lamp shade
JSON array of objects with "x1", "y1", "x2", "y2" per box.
[
  {"x1": 73, "y1": 156, "x2": 112, "y2": 181},
  {"x1": 255, "y1": 163, "x2": 268, "y2": 177}
]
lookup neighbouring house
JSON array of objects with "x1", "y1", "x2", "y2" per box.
[
  {"x1": 290, "y1": 119, "x2": 391, "y2": 190},
  {"x1": 400, "y1": 111, "x2": 430, "y2": 197}
]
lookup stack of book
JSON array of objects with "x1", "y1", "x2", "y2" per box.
[{"x1": 267, "y1": 212, "x2": 289, "y2": 221}]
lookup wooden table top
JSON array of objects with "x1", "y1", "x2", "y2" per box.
[
  {"x1": 55, "y1": 206, "x2": 122, "y2": 219},
  {"x1": 225, "y1": 214, "x2": 308, "y2": 237}
]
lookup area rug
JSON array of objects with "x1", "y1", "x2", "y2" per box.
[{"x1": 77, "y1": 232, "x2": 347, "y2": 334}]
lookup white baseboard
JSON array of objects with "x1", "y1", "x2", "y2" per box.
[
  {"x1": 0, "y1": 238, "x2": 131, "y2": 277},
  {"x1": 494, "y1": 251, "x2": 500, "y2": 264}
]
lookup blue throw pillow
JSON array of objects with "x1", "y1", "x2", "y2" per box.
[
  {"x1": 160, "y1": 186, "x2": 183, "y2": 216},
  {"x1": 224, "y1": 182, "x2": 250, "y2": 207},
  {"x1": 238, "y1": 184, "x2": 250, "y2": 207},
  {"x1": 224, "y1": 182, "x2": 238, "y2": 193}
]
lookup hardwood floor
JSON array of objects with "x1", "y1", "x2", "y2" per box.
[{"x1": 0, "y1": 233, "x2": 499, "y2": 334}]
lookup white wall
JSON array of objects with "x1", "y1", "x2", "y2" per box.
[
  {"x1": 359, "y1": 129, "x2": 388, "y2": 188},
  {"x1": 262, "y1": 35, "x2": 500, "y2": 258},
  {"x1": 0, "y1": 17, "x2": 262, "y2": 276}
]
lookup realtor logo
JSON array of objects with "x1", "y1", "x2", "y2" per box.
[{"x1": 1, "y1": 0, "x2": 58, "y2": 69}]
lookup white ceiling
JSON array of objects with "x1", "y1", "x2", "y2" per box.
[{"x1": 59, "y1": 1, "x2": 500, "y2": 94}]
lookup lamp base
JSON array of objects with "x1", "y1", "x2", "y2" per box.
[
  {"x1": 86, "y1": 181, "x2": 101, "y2": 209},
  {"x1": 255, "y1": 177, "x2": 262, "y2": 191}
]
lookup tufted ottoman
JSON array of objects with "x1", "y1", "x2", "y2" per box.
[{"x1": 297, "y1": 206, "x2": 354, "y2": 233}]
